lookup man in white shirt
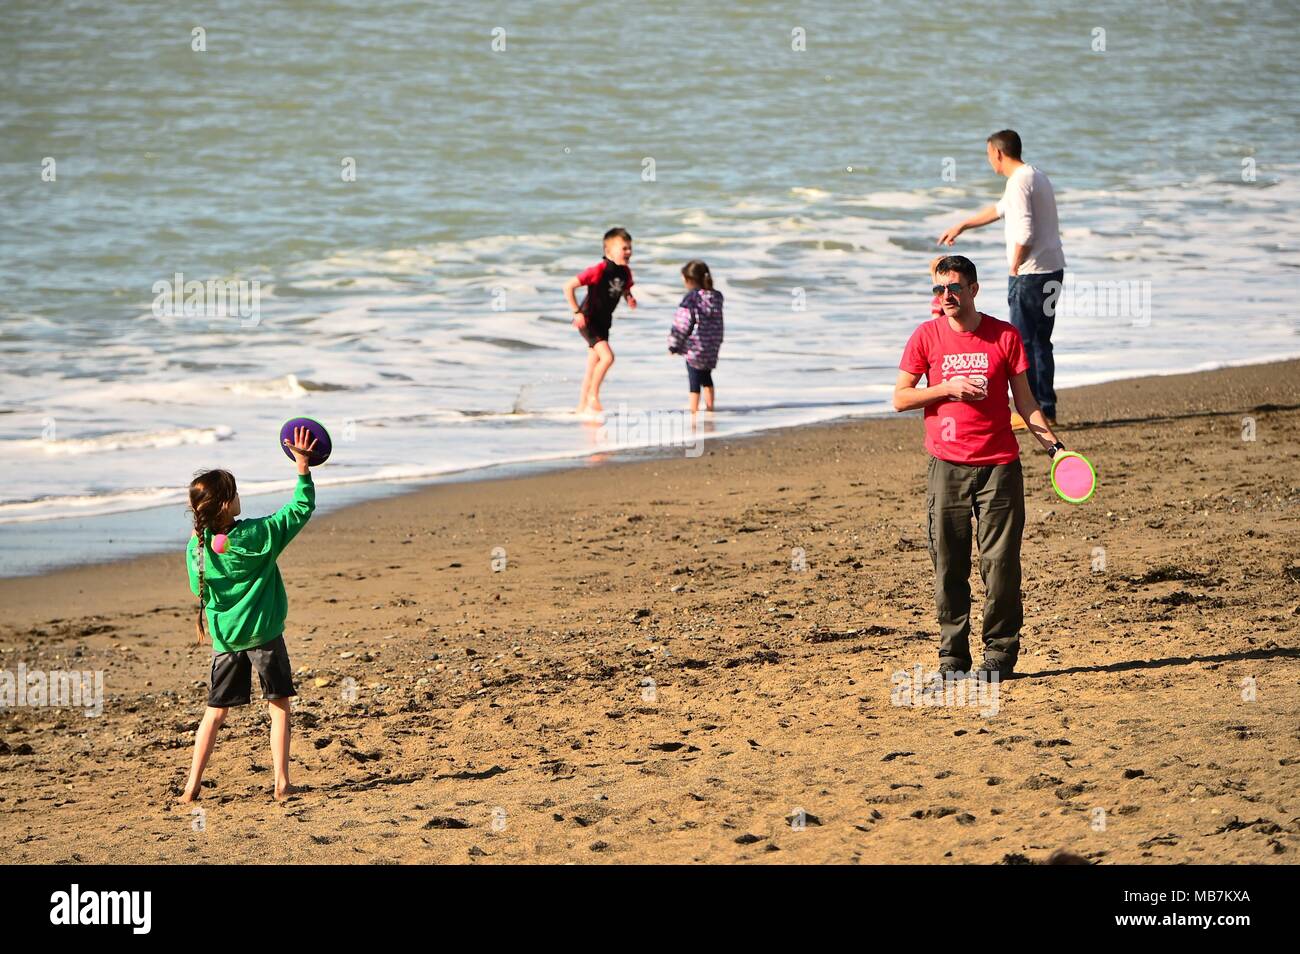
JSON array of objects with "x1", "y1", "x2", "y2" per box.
[{"x1": 938, "y1": 130, "x2": 1065, "y2": 425}]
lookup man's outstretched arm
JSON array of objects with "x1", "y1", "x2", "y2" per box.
[{"x1": 938, "y1": 204, "x2": 1000, "y2": 246}]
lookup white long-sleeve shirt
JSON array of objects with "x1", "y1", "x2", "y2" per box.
[{"x1": 995, "y1": 164, "x2": 1065, "y2": 275}]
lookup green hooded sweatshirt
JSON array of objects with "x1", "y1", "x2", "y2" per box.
[{"x1": 187, "y1": 473, "x2": 315, "y2": 653}]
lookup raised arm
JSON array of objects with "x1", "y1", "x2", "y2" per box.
[
  {"x1": 261, "y1": 424, "x2": 318, "y2": 556},
  {"x1": 260, "y1": 473, "x2": 316, "y2": 558}
]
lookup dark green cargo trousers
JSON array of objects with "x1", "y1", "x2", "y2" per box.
[{"x1": 926, "y1": 456, "x2": 1026, "y2": 667}]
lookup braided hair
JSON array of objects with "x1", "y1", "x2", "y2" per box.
[{"x1": 187, "y1": 469, "x2": 237, "y2": 643}]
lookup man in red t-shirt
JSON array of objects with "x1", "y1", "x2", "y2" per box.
[{"x1": 894, "y1": 255, "x2": 1065, "y2": 678}]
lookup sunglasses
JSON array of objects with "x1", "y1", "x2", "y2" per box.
[{"x1": 932, "y1": 282, "x2": 965, "y2": 296}]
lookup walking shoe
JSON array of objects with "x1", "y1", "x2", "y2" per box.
[
  {"x1": 937, "y1": 659, "x2": 969, "y2": 678},
  {"x1": 975, "y1": 657, "x2": 1015, "y2": 679}
]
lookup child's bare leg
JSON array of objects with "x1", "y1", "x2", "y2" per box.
[
  {"x1": 180, "y1": 706, "x2": 227, "y2": 802},
  {"x1": 702, "y1": 385, "x2": 715, "y2": 412},
  {"x1": 577, "y1": 348, "x2": 598, "y2": 412},
  {"x1": 269, "y1": 697, "x2": 297, "y2": 799},
  {"x1": 587, "y1": 342, "x2": 614, "y2": 410},
  {"x1": 688, "y1": 390, "x2": 700, "y2": 414}
]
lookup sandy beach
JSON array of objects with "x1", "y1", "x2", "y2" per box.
[{"x1": 1, "y1": 359, "x2": 1297, "y2": 864}]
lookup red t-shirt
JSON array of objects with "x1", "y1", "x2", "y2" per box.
[{"x1": 899, "y1": 313, "x2": 1029, "y2": 465}]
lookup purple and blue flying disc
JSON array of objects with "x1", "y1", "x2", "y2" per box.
[{"x1": 279, "y1": 417, "x2": 332, "y2": 466}]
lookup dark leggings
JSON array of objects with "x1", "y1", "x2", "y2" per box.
[{"x1": 687, "y1": 363, "x2": 714, "y2": 394}]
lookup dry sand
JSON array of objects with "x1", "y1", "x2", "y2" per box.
[{"x1": 1, "y1": 359, "x2": 1298, "y2": 864}]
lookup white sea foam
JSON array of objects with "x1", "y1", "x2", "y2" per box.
[
  {"x1": 2, "y1": 168, "x2": 1296, "y2": 544},
  {"x1": 857, "y1": 191, "x2": 937, "y2": 209},
  {"x1": 8, "y1": 425, "x2": 234, "y2": 456},
  {"x1": 227, "y1": 374, "x2": 309, "y2": 399}
]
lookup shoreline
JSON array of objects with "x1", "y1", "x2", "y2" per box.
[
  {"x1": 1, "y1": 358, "x2": 1297, "y2": 863},
  {"x1": 5, "y1": 351, "x2": 1300, "y2": 581}
]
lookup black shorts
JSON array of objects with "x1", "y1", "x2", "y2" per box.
[
  {"x1": 208, "y1": 635, "x2": 296, "y2": 708},
  {"x1": 580, "y1": 315, "x2": 612, "y2": 347},
  {"x1": 687, "y1": 363, "x2": 714, "y2": 393}
]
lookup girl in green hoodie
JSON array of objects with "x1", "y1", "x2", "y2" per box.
[{"x1": 180, "y1": 426, "x2": 317, "y2": 803}]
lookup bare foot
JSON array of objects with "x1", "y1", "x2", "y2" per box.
[
  {"x1": 178, "y1": 788, "x2": 201, "y2": 804},
  {"x1": 274, "y1": 782, "x2": 302, "y2": 801}
]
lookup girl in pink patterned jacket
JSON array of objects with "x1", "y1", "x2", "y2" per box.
[{"x1": 667, "y1": 260, "x2": 724, "y2": 413}]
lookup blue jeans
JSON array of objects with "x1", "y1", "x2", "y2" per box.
[{"x1": 1008, "y1": 270, "x2": 1063, "y2": 419}]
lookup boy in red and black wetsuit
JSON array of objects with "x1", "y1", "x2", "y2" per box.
[{"x1": 564, "y1": 227, "x2": 636, "y2": 415}]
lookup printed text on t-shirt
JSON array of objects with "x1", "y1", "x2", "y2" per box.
[
  {"x1": 940, "y1": 353, "x2": 990, "y2": 395},
  {"x1": 941, "y1": 352, "x2": 990, "y2": 376}
]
